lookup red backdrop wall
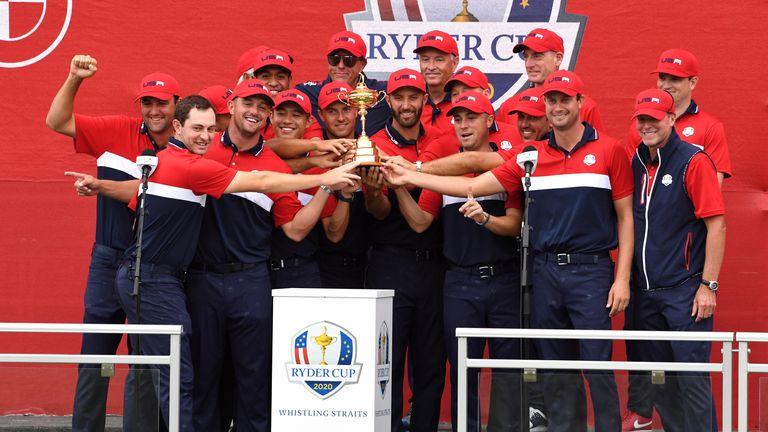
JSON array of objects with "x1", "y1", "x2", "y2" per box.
[{"x1": 1, "y1": 0, "x2": 766, "y2": 427}]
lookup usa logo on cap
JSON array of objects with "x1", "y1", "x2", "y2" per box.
[
  {"x1": 286, "y1": 321, "x2": 362, "y2": 399},
  {"x1": 343, "y1": 0, "x2": 586, "y2": 109}
]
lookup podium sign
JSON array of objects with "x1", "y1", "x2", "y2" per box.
[{"x1": 271, "y1": 288, "x2": 394, "y2": 431}]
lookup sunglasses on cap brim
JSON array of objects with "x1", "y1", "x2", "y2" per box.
[{"x1": 327, "y1": 54, "x2": 363, "y2": 68}]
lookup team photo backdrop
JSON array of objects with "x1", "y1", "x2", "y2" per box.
[{"x1": 1, "y1": 0, "x2": 766, "y2": 426}]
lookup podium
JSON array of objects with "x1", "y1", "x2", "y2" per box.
[{"x1": 271, "y1": 288, "x2": 394, "y2": 431}]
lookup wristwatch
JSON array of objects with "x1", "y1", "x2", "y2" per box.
[
  {"x1": 415, "y1": 161, "x2": 423, "y2": 172},
  {"x1": 336, "y1": 191, "x2": 354, "y2": 203},
  {"x1": 701, "y1": 279, "x2": 719, "y2": 292},
  {"x1": 319, "y1": 185, "x2": 333, "y2": 195}
]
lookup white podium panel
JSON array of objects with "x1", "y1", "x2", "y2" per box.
[{"x1": 272, "y1": 288, "x2": 394, "y2": 432}]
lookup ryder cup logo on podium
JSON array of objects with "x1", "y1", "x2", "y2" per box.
[
  {"x1": 376, "y1": 321, "x2": 390, "y2": 398},
  {"x1": 344, "y1": 0, "x2": 585, "y2": 108},
  {"x1": 287, "y1": 321, "x2": 363, "y2": 399}
]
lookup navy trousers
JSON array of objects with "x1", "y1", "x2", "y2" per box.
[
  {"x1": 73, "y1": 244, "x2": 159, "y2": 432},
  {"x1": 270, "y1": 259, "x2": 322, "y2": 289},
  {"x1": 116, "y1": 263, "x2": 195, "y2": 432},
  {"x1": 630, "y1": 277, "x2": 716, "y2": 432},
  {"x1": 317, "y1": 252, "x2": 367, "y2": 288},
  {"x1": 530, "y1": 253, "x2": 620, "y2": 432},
  {"x1": 186, "y1": 264, "x2": 272, "y2": 432},
  {"x1": 443, "y1": 268, "x2": 521, "y2": 432},
  {"x1": 366, "y1": 247, "x2": 446, "y2": 432}
]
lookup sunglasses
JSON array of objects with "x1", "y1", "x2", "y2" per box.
[{"x1": 327, "y1": 54, "x2": 363, "y2": 68}]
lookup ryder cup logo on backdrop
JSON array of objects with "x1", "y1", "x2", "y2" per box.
[
  {"x1": 344, "y1": 0, "x2": 585, "y2": 108},
  {"x1": 287, "y1": 321, "x2": 363, "y2": 399},
  {"x1": 0, "y1": 0, "x2": 72, "y2": 68},
  {"x1": 376, "y1": 321, "x2": 391, "y2": 398}
]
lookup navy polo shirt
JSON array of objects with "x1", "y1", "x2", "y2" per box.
[
  {"x1": 74, "y1": 115, "x2": 160, "y2": 250},
  {"x1": 369, "y1": 121, "x2": 443, "y2": 249},
  {"x1": 125, "y1": 138, "x2": 236, "y2": 267},
  {"x1": 193, "y1": 131, "x2": 302, "y2": 265},
  {"x1": 492, "y1": 123, "x2": 633, "y2": 254}
]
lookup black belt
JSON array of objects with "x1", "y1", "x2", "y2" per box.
[
  {"x1": 189, "y1": 262, "x2": 259, "y2": 274},
  {"x1": 542, "y1": 252, "x2": 610, "y2": 266},
  {"x1": 374, "y1": 245, "x2": 441, "y2": 262},
  {"x1": 319, "y1": 253, "x2": 366, "y2": 267},
  {"x1": 269, "y1": 257, "x2": 313, "y2": 270},
  {"x1": 449, "y1": 261, "x2": 516, "y2": 279},
  {"x1": 124, "y1": 260, "x2": 187, "y2": 280}
]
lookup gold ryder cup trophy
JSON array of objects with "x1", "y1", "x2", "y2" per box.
[
  {"x1": 311, "y1": 326, "x2": 337, "y2": 366},
  {"x1": 338, "y1": 74, "x2": 386, "y2": 166}
]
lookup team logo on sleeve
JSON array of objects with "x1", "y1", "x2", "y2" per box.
[
  {"x1": 0, "y1": 0, "x2": 72, "y2": 68},
  {"x1": 344, "y1": 0, "x2": 585, "y2": 109},
  {"x1": 376, "y1": 321, "x2": 391, "y2": 398},
  {"x1": 286, "y1": 321, "x2": 362, "y2": 399}
]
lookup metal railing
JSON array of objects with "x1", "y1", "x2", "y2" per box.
[
  {"x1": 455, "y1": 328, "x2": 734, "y2": 432},
  {"x1": 0, "y1": 323, "x2": 183, "y2": 432},
  {"x1": 736, "y1": 332, "x2": 768, "y2": 432}
]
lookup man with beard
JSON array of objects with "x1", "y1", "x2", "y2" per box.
[
  {"x1": 382, "y1": 70, "x2": 633, "y2": 432},
  {"x1": 415, "y1": 30, "x2": 460, "y2": 134},
  {"x1": 366, "y1": 69, "x2": 446, "y2": 432},
  {"x1": 393, "y1": 91, "x2": 523, "y2": 432},
  {"x1": 46, "y1": 54, "x2": 179, "y2": 432}
]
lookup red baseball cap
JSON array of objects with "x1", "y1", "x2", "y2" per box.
[
  {"x1": 652, "y1": 48, "x2": 699, "y2": 77},
  {"x1": 135, "y1": 72, "x2": 180, "y2": 102},
  {"x1": 447, "y1": 91, "x2": 494, "y2": 117},
  {"x1": 387, "y1": 68, "x2": 427, "y2": 94},
  {"x1": 512, "y1": 28, "x2": 564, "y2": 54},
  {"x1": 253, "y1": 48, "x2": 294, "y2": 74},
  {"x1": 541, "y1": 70, "x2": 584, "y2": 97},
  {"x1": 236, "y1": 46, "x2": 268, "y2": 77},
  {"x1": 327, "y1": 31, "x2": 366, "y2": 58},
  {"x1": 273, "y1": 89, "x2": 312, "y2": 114},
  {"x1": 231, "y1": 80, "x2": 274, "y2": 105},
  {"x1": 318, "y1": 82, "x2": 353, "y2": 110},
  {"x1": 414, "y1": 30, "x2": 459, "y2": 56},
  {"x1": 507, "y1": 87, "x2": 545, "y2": 117},
  {"x1": 632, "y1": 88, "x2": 675, "y2": 120},
  {"x1": 444, "y1": 66, "x2": 489, "y2": 92},
  {"x1": 198, "y1": 85, "x2": 233, "y2": 114}
]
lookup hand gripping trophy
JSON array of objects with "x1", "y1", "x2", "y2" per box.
[{"x1": 338, "y1": 73, "x2": 386, "y2": 166}]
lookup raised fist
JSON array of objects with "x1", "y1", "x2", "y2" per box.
[{"x1": 69, "y1": 55, "x2": 98, "y2": 79}]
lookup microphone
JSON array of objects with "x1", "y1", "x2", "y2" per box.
[
  {"x1": 136, "y1": 149, "x2": 158, "y2": 178},
  {"x1": 516, "y1": 145, "x2": 538, "y2": 177}
]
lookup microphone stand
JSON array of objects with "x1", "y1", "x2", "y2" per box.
[
  {"x1": 131, "y1": 166, "x2": 150, "y2": 430},
  {"x1": 519, "y1": 171, "x2": 534, "y2": 432}
]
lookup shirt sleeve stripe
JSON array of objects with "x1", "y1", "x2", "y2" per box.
[
  {"x1": 147, "y1": 182, "x2": 207, "y2": 206},
  {"x1": 527, "y1": 173, "x2": 612, "y2": 192},
  {"x1": 97, "y1": 151, "x2": 141, "y2": 178}
]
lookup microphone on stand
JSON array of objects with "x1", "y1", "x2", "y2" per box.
[
  {"x1": 516, "y1": 145, "x2": 538, "y2": 188},
  {"x1": 136, "y1": 149, "x2": 158, "y2": 180}
]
